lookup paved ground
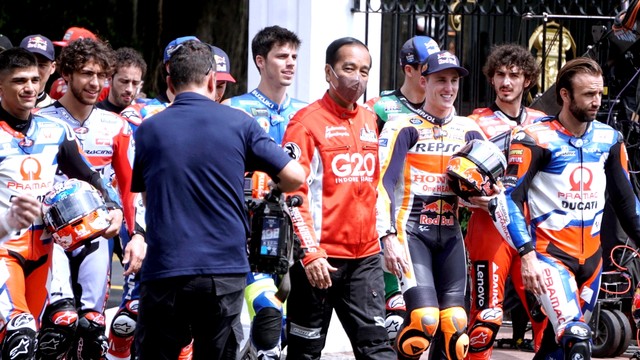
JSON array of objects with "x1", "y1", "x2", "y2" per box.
[{"x1": 108, "y1": 258, "x2": 636, "y2": 359}]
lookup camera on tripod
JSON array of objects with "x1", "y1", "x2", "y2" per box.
[{"x1": 245, "y1": 174, "x2": 302, "y2": 275}]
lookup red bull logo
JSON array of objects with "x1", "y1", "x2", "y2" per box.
[
  {"x1": 421, "y1": 200, "x2": 455, "y2": 215},
  {"x1": 463, "y1": 167, "x2": 486, "y2": 188},
  {"x1": 447, "y1": 157, "x2": 462, "y2": 172}
]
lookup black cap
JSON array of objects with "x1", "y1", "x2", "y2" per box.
[{"x1": 0, "y1": 34, "x2": 13, "y2": 52}]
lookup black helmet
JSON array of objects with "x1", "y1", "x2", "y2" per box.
[{"x1": 446, "y1": 139, "x2": 507, "y2": 201}]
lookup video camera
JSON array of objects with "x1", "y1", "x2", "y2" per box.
[{"x1": 245, "y1": 176, "x2": 303, "y2": 275}]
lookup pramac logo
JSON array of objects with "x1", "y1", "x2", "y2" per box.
[
  {"x1": 569, "y1": 166, "x2": 593, "y2": 191},
  {"x1": 20, "y1": 157, "x2": 42, "y2": 181},
  {"x1": 7, "y1": 157, "x2": 51, "y2": 191}
]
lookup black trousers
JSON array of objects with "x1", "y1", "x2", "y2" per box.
[
  {"x1": 136, "y1": 274, "x2": 245, "y2": 360},
  {"x1": 286, "y1": 254, "x2": 395, "y2": 360}
]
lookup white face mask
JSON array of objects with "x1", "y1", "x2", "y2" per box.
[{"x1": 329, "y1": 66, "x2": 366, "y2": 104}]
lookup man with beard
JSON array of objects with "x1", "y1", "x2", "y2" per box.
[
  {"x1": 464, "y1": 44, "x2": 547, "y2": 359},
  {"x1": 35, "y1": 38, "x2": 143, "y2": 360},
  {"x1": 499, "y1": 57, "x2": 640, "y2": 360},
  {"x1": 96, "y1": 47, "x2": 147, "y2": 113}
]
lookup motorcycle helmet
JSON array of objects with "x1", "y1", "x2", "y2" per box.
[
  {"x1": 42, "y1": 179, "x2": 110, "y2": 251},
  {"x1": 446, "y1": 139, "x2": 507, "y2": 201}
]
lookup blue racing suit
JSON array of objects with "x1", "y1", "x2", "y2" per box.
[{"x1": 501, "y1": 117, "x2": 640, "y2": 358}]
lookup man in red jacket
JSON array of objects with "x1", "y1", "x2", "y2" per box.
[{"x1": 282, "y1": 37, "x2": 395, "y2": 359}]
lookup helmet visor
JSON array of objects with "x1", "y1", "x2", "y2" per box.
[{"x1": 45, "y1": 190, "x2": 106, "y2": 230}]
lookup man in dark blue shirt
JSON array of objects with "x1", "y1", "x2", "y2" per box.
[{"x1": 131, "y1": 40, "x2": 304, "y2": 359}]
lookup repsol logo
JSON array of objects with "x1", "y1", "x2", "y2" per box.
[
  {"x1": 331, "y1": 153, "x2": 376, "y2": 177},
  {"x1": 413, "y1": 142, "x2": 461, "y2": 154},
  {"x1": 474, "y1": 261, "x2": 490, "y2": 308}
]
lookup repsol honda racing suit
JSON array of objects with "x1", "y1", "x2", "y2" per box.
[
  {"x1": 365, "y1": 88, "x2": 427, "y2": 343},
  {"x1": 465, "y1": 104, "x2": 547, "y2": 359},
  {"x1": 225, "y1": 89, "x2": 306, "y2": 359},
  {"x1": 36, "y1": 103, "x2": 137, "y2": 359},
  {"x1": 501, "y1": 117, "x2": 640, "y2": 359},
  {"x1": 376, "y1": 109, "x2": 485, "y2": 359},
  {"x1": 0, "y1": 108, "x2": 114, "y2": 360}
]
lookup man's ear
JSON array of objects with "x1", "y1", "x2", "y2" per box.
[
  {"x1": 208, "y1": 72, "x2": 216, "y2": 95},
  {"x1": 559, "y1": 87, "x2": 570, "y2": 104},
  {"x1": 256, "y1": 55, "x2": 265, "y2": 73},
  {"x1": 325, "y1": 64, "x2": 332, "y2": 83}
]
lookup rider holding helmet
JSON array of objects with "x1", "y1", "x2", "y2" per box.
[{"x1": 376, "y1": 50, "x2": 484, "y2": 360}]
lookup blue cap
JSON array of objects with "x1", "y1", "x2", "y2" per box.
[
  {"x1": 421, "y1": 51, "x2": 469, "y2": 77},
  {"x1": 163, "y1": 36, "x2": 200, "y2": 63},
  {"x1": 399, "y1": 36, "x2": 440, "y2": 67},
  {"x1": 20, "y1": 35, "x2": 55, "y2": 61}
]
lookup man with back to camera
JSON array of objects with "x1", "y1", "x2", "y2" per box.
[
  {"x1": 223, "y1": 25, "x2": 305, "y2": 359},
  {"x1": 498, "y1": 57, "x2": 640, "y2": 359},
  {"x1": 281, "y1": 36, "x2": 396, "y2": 359},
  {"x1": 97, "y1": 47, "x2": 147, "y2": 114},
  {"x1": 131, "y1": 40, "x2": 304, "y2": 359},
  {"x1": 108, "y1": 37, "x2": 237, "y2": 360},
  {"x1": 35, "y1": 38, "x2": 142, "y2": 359},
  {"x1": 19, "y1": 34, "x2": 57, "y2": 108},
  {"x1": 0, "y1": 47, "x2": 121, "y2": 360},
  {"x1": 464, "y1": 44, "x2": 548, "y2": 359}
]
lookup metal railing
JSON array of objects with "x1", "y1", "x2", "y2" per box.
[{"x1": 353, "y1": 0, "x2": 623, "y2": 115}]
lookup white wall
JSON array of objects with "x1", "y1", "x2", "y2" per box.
[{"x1": 248, "y1": 0, "x2": 381, "y2": 104}]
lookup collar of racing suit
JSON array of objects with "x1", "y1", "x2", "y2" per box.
[
  {"x1": 490, "y1": 102, "x2": 524, "y2": 123},
  {"x1": 0, "y1": 105, "x2": 31, "y2": 135},
  {"x1": 417, "y1": 107, "x2": 454, "y2": 126},
  {"x1": 320, "y1": 91, "x2": 359, "y2": 120}
]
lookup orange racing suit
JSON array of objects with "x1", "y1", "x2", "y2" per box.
[
  {"x1": 464, "y1": 104, "x2": 547, "y2": 359},
  {"x1": 376, "y1": 109, "x2": 484, "y2": 359}
]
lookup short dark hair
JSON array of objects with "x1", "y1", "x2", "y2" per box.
[
  {"x1": 167, "y1": 40, "x2": 213, "y2": 90},
  {"x1": 0, "y1": 47, "x2": 37, "y2": 79},
  {"x1": 325, "y1": 37, "x2": 370, "y2": 68},
  {"x1": 483, "y1": 44, "x2": 540, "y2": 91},
  {"x1": 251, "y1": 25, "x2": 301, "y2": 71},
  {"x1": 555, "y1": 57, "x2": 602, "y2": 106},
  {"x1": 114, "y1": 47, "x2": 147, "y2": 78},
  {"x1": 58, "y1": 38, "x2": 115, "y2": 77}
]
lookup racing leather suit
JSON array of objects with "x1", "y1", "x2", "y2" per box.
[
  {"x1": 366, "y1": 88, "x2": 427, "y2": 343},
  {"x1": 367, "y1": 89, "x2": 425, "y2": 134},
  {"x1": 0, "y1": 107, "x2": 112, "y2": 360},
  {"x1": 36, "y1": 103, "x2": 136, "y2": 360},
  {"x1": 225, "y1": 88, "x2": 306, "y2": 142},
  {"x1": 503, "y1": 116, "x2": 640, "y2": 357},
  {"x1": 376, "y1": 110, "x2": 484, "y2": 359},
  {"x1": 282, "y1": 92, "x2": 394, "y2": 359},
  {"x1": 225, "y1": 89, "x2": 306, "y2": 359},
  {"x1": 465, "y1": 104, "x2": 547, "y2": 359}
]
